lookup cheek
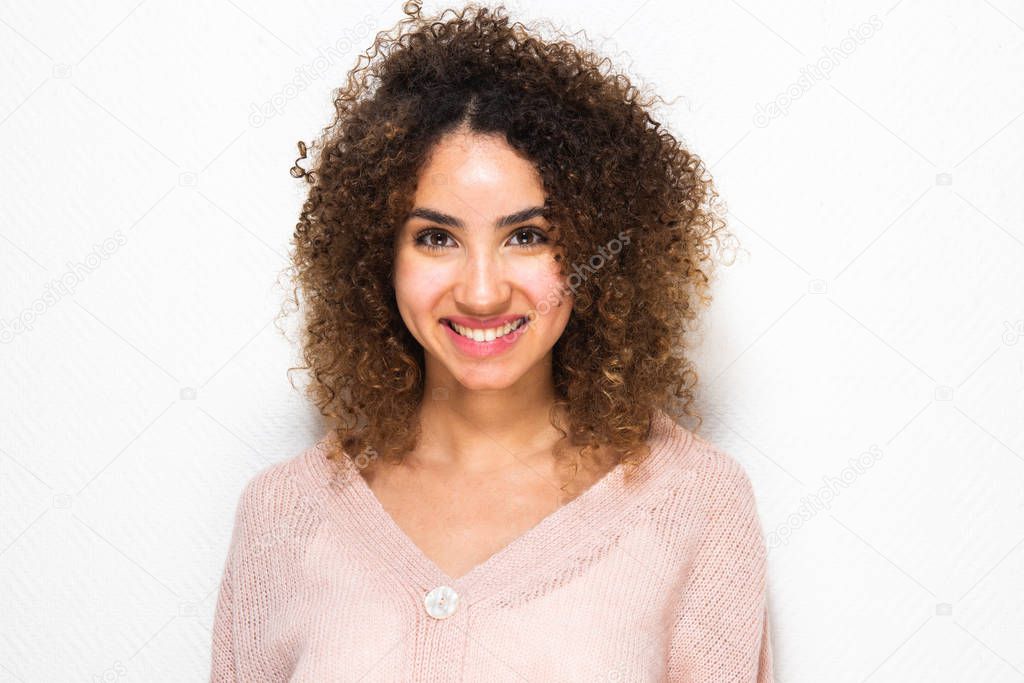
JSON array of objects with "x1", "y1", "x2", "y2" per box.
[
  {"x1": 515, "y1": 261, "x2": 573, "y2": 323},
  {"x1": 392, "y1": 256, "x2": 443, "y2": 318}
]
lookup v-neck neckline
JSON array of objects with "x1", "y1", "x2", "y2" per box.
[{"x1": 306, "y1": 409, "x2": 690, "y2": 605}]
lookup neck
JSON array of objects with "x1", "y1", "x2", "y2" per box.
[{"x1": 410, "y1": 381, "x2": 569, "y2": 475}]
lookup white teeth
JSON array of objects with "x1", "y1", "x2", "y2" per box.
[{"x1": 449, "y1": 317, "x2": 526, "y2": 342}]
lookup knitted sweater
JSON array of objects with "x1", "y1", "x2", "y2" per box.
[{"x1": 209, "y1": 409, "x2": 774, "y2": 681}]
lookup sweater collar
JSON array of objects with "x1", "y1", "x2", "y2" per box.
[{"x1": 303, "y1": 408, "x2": 694, "y2": 606}]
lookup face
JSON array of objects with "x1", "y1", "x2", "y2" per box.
[{"x1": 392, "y1": 130, "x2": 573, "y2": 391}]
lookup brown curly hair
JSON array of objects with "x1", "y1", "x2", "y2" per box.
[{"x1": 279, "y1": 1, "x2": 736, "y2": 490}]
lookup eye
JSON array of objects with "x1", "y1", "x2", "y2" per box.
[
  {"x1": 413, "y1": 229, "x2": 455, "y2": 252},
  {"x1": 508, "y1": 227, "x2": 549, "y2": 249},
  {"x1": 412, "y1": 227, "x2": 550, "y2": 252}
]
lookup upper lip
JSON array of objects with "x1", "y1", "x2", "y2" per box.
[{"x1": 442, "y1": 314, "x2": 528, "y2": 329}]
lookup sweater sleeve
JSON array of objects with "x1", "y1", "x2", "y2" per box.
[
  {"x1": 210, "y1": 558, "x2": 236, "y2": 681},
  {"x1": 210, "y1": 482, "x2": 250, "y2": 682},
  {"x1": 666, "y1": 460, "x2": 775, "y2": 682}
]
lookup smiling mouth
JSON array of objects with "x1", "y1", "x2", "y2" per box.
[{"x1": 442, "y1": 316, "x2": 529, "y2": 341}]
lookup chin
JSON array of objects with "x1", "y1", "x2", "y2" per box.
[{"x1": 449, "y1": 359, "x2": 522, "y2": 383}]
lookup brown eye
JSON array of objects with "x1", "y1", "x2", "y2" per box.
[
  {"x1": 412, "y1": 227, "x2": 549, "y2": 252},
  {"x1": 508, "y1": 228, "x2": 549, "y2": 248},
  {"x1": 413, "y1": 229, "x2": 454, "y2": 252}
]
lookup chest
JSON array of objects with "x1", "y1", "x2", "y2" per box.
[
  {"x1": 365, "y1": 466, "x2": 567, "y2": 580},
  {"x1": 276, "y1": 529, "x2": 676, "y2": 682}
]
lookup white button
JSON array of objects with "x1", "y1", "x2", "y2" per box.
[{"x1": 424, "y1": 585, "x2": 459, "y2": 619}]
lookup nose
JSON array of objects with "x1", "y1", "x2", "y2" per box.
[{"x1": 452, "y1": 248, "x2": 512, "y2": 312}]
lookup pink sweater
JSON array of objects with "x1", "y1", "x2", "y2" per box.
[{"x1": 209, "y1": 409, "x2": 774, "y2": 681}]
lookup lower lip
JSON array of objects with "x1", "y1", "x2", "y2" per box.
[{"x1": 441, "y1": 319, "x2": 529, "y2": 358}]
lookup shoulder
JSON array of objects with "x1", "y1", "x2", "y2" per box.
[
  {"x1": 651, "y1": 411, "x2": 755, "y2": 488},
  {"x1": 226, "y1": 437, "x2": 335, "y2": 545},
  {"x1": 650, "y1": 413, "x2": 761, "y2": 522},
  {"x1": 688, "y1": 432, "x2": 758, "y2": 501},
  {"x1": 237, "y1": 450, "x2": 311, "y2": 511}
]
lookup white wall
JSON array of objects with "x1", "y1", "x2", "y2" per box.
[{"x1": 1, "y1": 0, "x2": 1022, "y2": 680}]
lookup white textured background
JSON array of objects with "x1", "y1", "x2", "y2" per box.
[{"x1": 1, "y1": 0, "x2": 1022, "y2": 680}]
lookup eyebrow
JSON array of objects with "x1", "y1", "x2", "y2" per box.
[{"x1": 406, "y1": 206, "x2": 548, "y2": 230}]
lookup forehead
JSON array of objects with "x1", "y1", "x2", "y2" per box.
[{"x1": 410, "y1": 132, "x2": 546, "y2": 219}]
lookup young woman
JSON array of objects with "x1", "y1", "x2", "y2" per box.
[{"x1": 211, "y1": 3, "x2": 774, "y2": 680}]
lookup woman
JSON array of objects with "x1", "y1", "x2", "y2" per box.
[{"x1": 211, "y1": 2, "x2": 774, "y2": 680}]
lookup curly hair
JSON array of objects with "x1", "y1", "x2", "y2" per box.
[{"x1": 279, "y1": 0, "x2": 736, "y2": 490}]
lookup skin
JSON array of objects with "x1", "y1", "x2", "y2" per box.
[{"x1": 391, "y1": 127, "x2": 576, "y2": 478}]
